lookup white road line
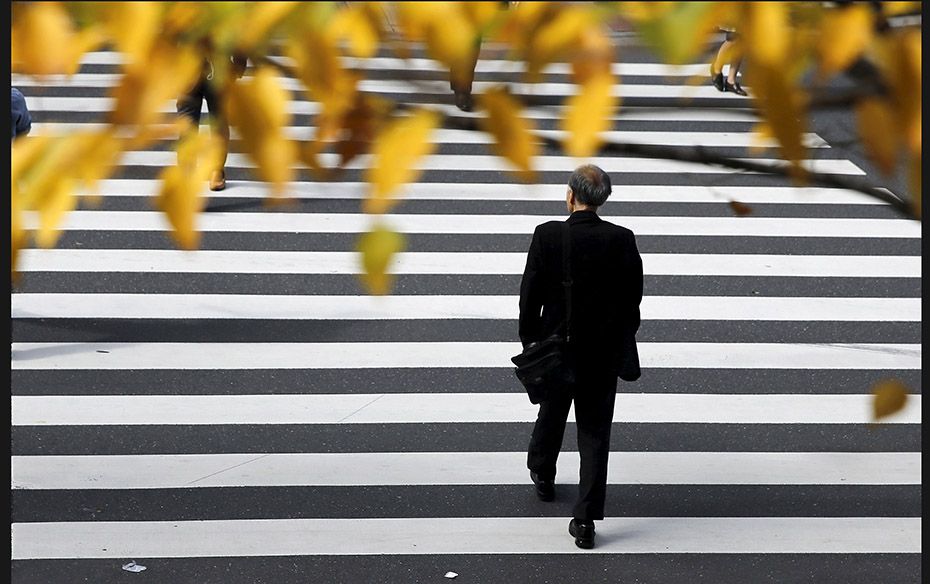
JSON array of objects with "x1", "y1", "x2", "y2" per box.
[
  {"x1": 9, "y1": 342, "x2": 921, "y2": 370},
  {"x1": 76, "y1": 51, "x2": 725, "y2": 77},
  {"x1": 11, "y1": 74, "x2": 749, "y2": 100},
  {"x1": 103, "y1": 151, "x2": 866, "y2": 175},
  {"x1": 70, "y1": 180, "x2": 894, "y2": 204},
  {"x1": 13, "y1": 517, "x2": 920, "y2": 558},
  {"x1": 10, "y1": 452, "x2": 920, "y2": 489},
  {"x1": 11, "y1": 393, "x2": 921, "y2": 425},
  {"x1": 11, "y1": 294, "x2": 922, "y2": 322},
  {"x1": 15, "y1": 250, "x2": 921, "y2": 277},
  {"x1": 25, "y1": 211, "x2": 920, "y2": 238}
]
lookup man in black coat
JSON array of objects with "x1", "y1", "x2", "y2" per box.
[{"x1": 518, "y1": 164, "x2": 643, "y2": 549}]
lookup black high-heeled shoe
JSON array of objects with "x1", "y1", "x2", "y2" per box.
[
  {"x1": 711, "y1": 72, "x2": 725, "y2": 92},
  {"x1": 724, "y1": 80, "x2": 748, "y2": 96}
]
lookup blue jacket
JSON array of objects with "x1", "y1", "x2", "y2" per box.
[{"x1": 12, "y1": 88, "x2": 31, "y2": 140}]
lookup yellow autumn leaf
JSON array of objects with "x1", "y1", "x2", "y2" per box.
[
  {"x1": 236, "y1": 2, "x2": 299, "y2": 53},
  {"x1": 746, "y1": 2, "x2": 788, "y2": 67},
  {"x1": 571, "y1": 28, "x2": 613, "y2": 84},
  {"x1": 561, "y1": 73, "x2": 618, "y2": 158},
  {"x1": 110, "y1": 41, "x2": 202, "y2": 127},
  {"x1": 12, "y1": 2, "x2": 105, "y2": 76},
  {"x1": 225, "y1": 66, "x2": 296, "y2": 193},
  {"x1": 365, "y1": 109, "x2": 439, "y2": 214},
  {"x1": 477, "y1": 88, "x2": 538, "y2": 182},
  {"x1": 855, "y1": 98, "x2": 899, "y2": 176},
  {"x1": 287, "y1": 32, "x2": 360, "y2": 127},
  {"x1": 101, "y1": 1, "x2": 163, "y2": 70},
  {"x1": 527, "y1": 7, "x2": 592, "y2": 78},
  {"x1": 816, "y1": 4, "x2": 873, "y2": 79},
  {"x1": 881, "y1": 2, "x2": 922, "y2": 17},
  {"x1": 745, "y1": 64, "x2": 807, "y2": 174},
  {"x1": 460, "y1": 1, "x2": 504, "y2": 32},
  {"x1": 357, "y1": 225, "x2": 407, "y2": 295},
  {"x1": 330, "y1": 3, "x2": 382, "y2": 59},
  {"x1": 395, "y1": 2, "x2": 477, "y2": 85},
  {"x1": 155, "y1": 132, "x2": 221, "y2": 250},
  {"x1": 871, "y1": 379, "x2": 909, "y2": 421}
]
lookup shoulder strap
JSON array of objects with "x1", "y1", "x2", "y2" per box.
[{"x1": 561, "y1": 221, "x2": 573, "y2": 341}]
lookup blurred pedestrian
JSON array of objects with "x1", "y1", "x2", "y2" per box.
[
  {"x1": 12, "y1": 87, "x2": 32, "y2": 140},
  {"x1": 710, "y1": 27, "x2": 747, "y2": 96},
  {"x1": 519, "y1": 164, "x2": 643, "y2": 549},
  {"x1": 177, "y1": 52, "x2": 248, "y2": 191}
]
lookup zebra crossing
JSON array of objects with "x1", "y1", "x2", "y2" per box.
[{"x1": 11, "y1": 40, "x2": 921, "y2": 583}]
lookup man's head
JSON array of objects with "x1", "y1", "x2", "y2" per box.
[{"x1": 566, "y1": 164, "x2": 611, "y2": 212}]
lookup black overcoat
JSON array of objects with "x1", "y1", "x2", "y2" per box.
[{"x1": 518, "y1": 210, "x2": 643, "y2": 377}]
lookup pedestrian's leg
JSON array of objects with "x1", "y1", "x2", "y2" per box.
[
  {"x1": 571, "y1": 370, "x2": 617, "y2": 521},
  {"x1": 203, "y1": 82, "x2": 228, "y2": 190},
  {"x1": 710, "y1": 40, "x2": 730, "y2": 91},
  {"x1": 451, "y1": 39, "x2": 480, "y2": 111},
  {"x1": 527, "y1": 388, "x2": 573, "y2": 481},
  {"x1": 176, "y1": 83, "x2": 204, "y2": 165}
]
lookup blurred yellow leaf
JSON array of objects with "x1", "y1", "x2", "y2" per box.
[
  {"x1": 871, "y1": 379, "x2": 909, "y2": 421},
  {"x1": 365, "y1": 109, "x2": 439, "y2": 213},
  {"x1": 527, "y1": 7, "x2": 592, "y2": 77},
  {"x1": 236, "y1": 2, "x2": 299, "y2": 53},
  {"x1": 745, "y1": 64, "x2": 807, "y2": 175},
  {"x1": 156, "y1": 132, "x2": 221, "y2": 250},
  {"x1": 330, "y1": 3, "x2": 382, "y2": 59},
  {"x1": 226, "y1": 66, "x2": 297, "y2": 193},
  {"x1": 746, "y1": 2, "x2": 788, "y2": 67},
  {"x1": 287, "y1": 31, "x2": 360, "y2": 128},
  {"x1": 571, "y1": 28, "x2": 613, "y2": 84},
  {"x1": 477, "y1": 88, "x2": 538, "y2": 182},
  {"x1": 110, "y1": 41, "x2": 202, "y2": 127},
  {"x1": 881, "y1": 2, "x2": 921, "y2": 17},
  {"x1": 395, "y1": 2, "x2": 477, "y2": 86},
  {"x1": 357, "y1": 225, "x2": 407, "y2": 295},
  {"x1": 461, "y1": 1, "x2": 504, "y2": 32},
  {"x1": 337, "y1": 94, "x2": 392, "y2": 166},
  {"x1": 816, "y1": 4, "x2": 873, "y2": 79},
  {"x1": 855, "y1": 98, "x2": 899, "y2": 176},
  {"x1": 12, "y1": 2, "x2": 105, "y2": 76},
  {"x1": 101, "y1": 2, "x2": 163, "y2": 70},
  {"x1": 626, "y1": 1, "x2": 721, "y2": 65},
  {"x1": 561, "y1": 73, "x2": 617, "y2": 157}
]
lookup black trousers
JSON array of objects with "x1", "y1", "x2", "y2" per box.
[
  {"x1": 527, "y1": 364, "x2": 618, "y2": 521},
  {"x1": 177, "y1": 77, "x2": 222, "y2": 126}
]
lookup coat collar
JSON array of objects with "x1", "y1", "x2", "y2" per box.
[{"x1": 566, "y1": 210, "x2": 601, "y2": 225}]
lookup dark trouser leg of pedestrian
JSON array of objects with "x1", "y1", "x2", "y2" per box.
[
  {"x1": 571, "y1": 368, "x2": 617, "y2": 521},
  {"x1": 177, "y1": 81, "x2": 205, "y2": 142},
  {"x1": 202, "y1": 81, "x2": 228, "y2": 190},
  {"x1": 450, "y1": 40, "x2": 480, "y2": 111},
  {"x1": 527, "y1": 387, "x2": 573, "y2": 481}
]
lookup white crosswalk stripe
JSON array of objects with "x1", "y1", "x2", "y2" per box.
[{"x1": 11, "y1": 45, "x2": 921, "y2": 581}]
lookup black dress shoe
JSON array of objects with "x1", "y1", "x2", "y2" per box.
[
  {"x1": 724, "y1": 80, "x2": 748, "y2": 96},
  {"x1": 569, "y1": 519, "x2": 596, "y2": 549},
  {"x1": 711, "y1": 72, "x2": 724, "y2": 92},
  {"x1": 454, "y1": 91, "x2": 474, "y2": 112},
  {"x1": 529, "y1": 471, "x2": 554, "y2": 502}
]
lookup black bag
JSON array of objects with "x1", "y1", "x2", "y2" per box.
[
  {"x1": 511, "y1": 334, "x2": 575, "y2": 404},
  {"x1": 511, "y1": 223, "x2": 575, "y2": 404}
]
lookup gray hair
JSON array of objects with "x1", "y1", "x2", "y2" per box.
[{"x1": 568, "y1": 164, "x2": 612, "y2": 207}]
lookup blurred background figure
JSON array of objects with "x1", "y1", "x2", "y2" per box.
[
  {"x1": 11, "y1": 87, "x2": 31, "y2": 140},
  {"x1": 710, "y1": 27, "x2": 747, "y2": 96},
  {"x1": 177, "y1": 53, "x2": 248, "y2": 191}
]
